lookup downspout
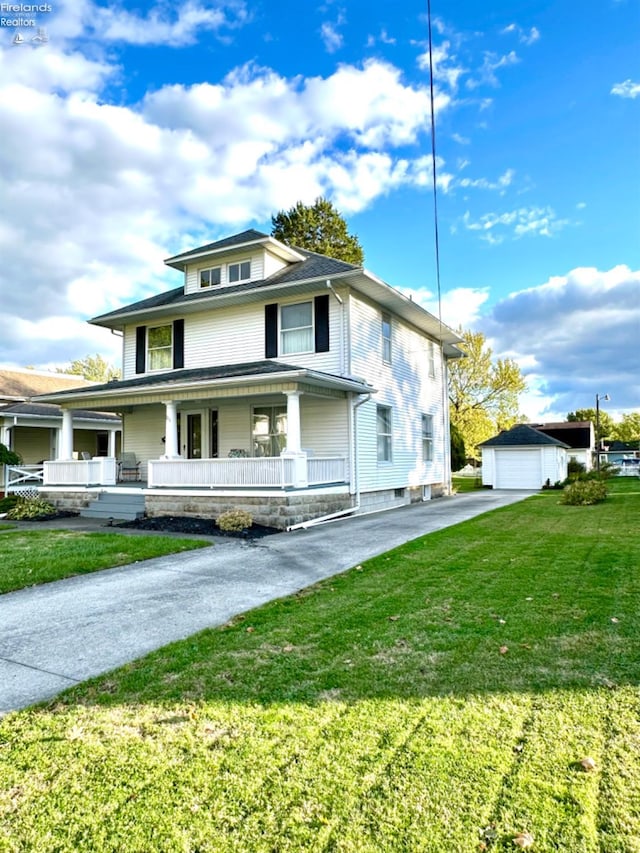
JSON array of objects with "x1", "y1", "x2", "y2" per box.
[
  {"x1": 286, "y1": 391, "x2": 371, "y2": 531},
  {"x1": 326, "y1": 279, "x2": 345, "y2": 375}
]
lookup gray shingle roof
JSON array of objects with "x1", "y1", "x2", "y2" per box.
[
  {"x1": 0, "y1": 402, "x2": 120, "y2": 421},
  {"x1": 91, "y1": 250, "x2": 359, "y2": 325},
  {"x1": 479, "y1": 424, "x2": 570, "y2": 448},
  {"x1": 164, "y1": 229, "x2": 270, "y2": 264},
  {"x1": 35, "y1": 361, "x2": 370, "y2": 401}
]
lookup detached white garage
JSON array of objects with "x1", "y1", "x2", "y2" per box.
[{"x1": 479, "y1": 424, "x2": 569, "y2": 490}]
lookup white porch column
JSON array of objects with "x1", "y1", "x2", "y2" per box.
[
  {"x1": 59, "y1": 409, "x2": 74, "y2": 460},
  {"x1": 162, "y1": 400, "x2": 181, "y2": 458},
  {"x1": 108, "y1": 429, "x2": 118, "y2": 457},
  {"x1": 284, "y1": 390, "x2": 302, "y2": 454},
  {"x1": 0, "y1": 424, "x2": 10, "y2": 449}
]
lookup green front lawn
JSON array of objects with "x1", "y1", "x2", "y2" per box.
[
  {"x1": 0, "y1": 479, "x2": 638, "y2": 852},
  {"x1": 0, "y1": 531, "x2": 209, "y2": 594}
]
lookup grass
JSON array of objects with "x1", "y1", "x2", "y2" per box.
[
  {"x1": 0, "y1": 530, "x2": 209, "y2": 594},
  {"x1": 0, "y1": 479, "x2": 638, "y2": 852},
  {"x1": 452, "y1": 474, "x2": 483, "y2": 492}
]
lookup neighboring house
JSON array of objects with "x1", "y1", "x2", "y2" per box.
[
  {"x1": 0, "y1": 368, "x2": 121, "y2": 463},
  {"x1": 34, "y1": 229, "x2": 464, "y2": 528},
  {"x1": 599, "y1": 440, "x2": 640, "y2": 473},
  {"x1": 479, "y1": 424, "x2": 569, "y2": 490},
  {"x1": 532, "y1": 421, "x2": 594, "y2": 471}
]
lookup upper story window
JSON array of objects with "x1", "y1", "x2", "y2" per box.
[
  {"x1": 377, "y1": 405, "x2": 392, "y2": 463},
  {"x1": 381, "y1": 312, "x2": 392, "y2": 363},
  {"x1": 422, "y1": 414, "x2": 434, "y2": 462},
  {"x1": 281, "y1": 301, "x2": 313, "y2": 355},
  {"x1": 147, "y1": 324, "x2": 172, "y2": 371},
  {"x1": 228, "y1": 260, "x2": 251, "y2": 283},
  {"x1": 427, "y1": 341, "x2": 436, "y2": 378},
  {"x1": 200, "y1": 266, "x2": 221, "y2": 288}
]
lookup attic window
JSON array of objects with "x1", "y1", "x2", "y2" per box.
[
  {"x1": 200, "y1": 267, "x2": 221, "y2": 288},
  {"x1": 228, "y1": 260, "x2": 251, "y2": 283}
]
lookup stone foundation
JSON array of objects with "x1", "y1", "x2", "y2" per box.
[
  {"x1": 39, "y1": 490, "x2": 100, "y2": 513},
  {"x1": 145, "y1": 492, "x2": 355, "y2": 530}
]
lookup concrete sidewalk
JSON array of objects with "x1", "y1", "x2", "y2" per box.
[{"x1": 0, "y1": 490, "x2": 532, "y2": 715}]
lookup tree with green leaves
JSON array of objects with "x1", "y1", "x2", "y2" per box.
[
  {"x1": 449, "y1": 421, "x2": 466, "y2": 472},
  {"x1": 56, "y1": 354, "x2": 121, "y2": 383},
  {"x1": 610, "y1": 412, "x2": 640, "y2": 444},
  {"x1": 271, "y1": 197, "x2": 364, "y2": 265},
  {"x1": 449, "y1": 330, "x2": 527, "y2": 459}
]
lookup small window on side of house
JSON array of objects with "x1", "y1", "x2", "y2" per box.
[
  {"x1": 427, "y1": 341, "x2": 436, "y2": 378},
  {"x1": 200, "y1": 267, "x2": 221, "y2": 288},
  {"x1": 281, "y1": 301, "x2": 313, "y2": 354},
  {"x1": 422, "y1": 414, "x2": 434, "y2": 462},
  {"x1": 382, "y1": 312, "x2": 392, "y2": 363},
  {"x1": 377, "y1": 405, "x2": 392, "y2": 463},
  {"x1": 228, "y1": 260, "x2": 251, "y2": 283}
]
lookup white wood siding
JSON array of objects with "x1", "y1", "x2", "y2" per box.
[
  {"x1": 349, "y1": 292, "x2": 447, "y2": 493},
  {"x1": 301, "y1": 397, "x2": 349, "y2": 457},
  {"x1": 122, "y1": 293, "x2": 343, "y2": 379},
  {"x1": 483, "y1": 446, "x2": 568, "y2": 489}
]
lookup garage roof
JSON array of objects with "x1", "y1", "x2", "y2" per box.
[{"x1": 479, "y1": 424, "x2": 570, "y2": 448}]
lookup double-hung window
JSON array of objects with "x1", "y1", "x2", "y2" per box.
[
  {"x1": 377, "y1": 405, "x2": 392, "y2": 463},
  {"x1": 381, "y1": 312, "x2": 392, "y2": 363},
  {"x1": 252, "y1": 406, "x2": 287, "y2": 457},
  {"x1": 147, "y1": 324, "x2": 172, "y2": 371},
  {"x1": 281, "y1": 302, "x2": 313, "y2": 355},
  {"x1": 228, "y1": 260, "x2": 251, "y2": 283},
  {"x1": 422, "y1": 414, "x2": 434, "y2": 462},
  {"x1": 427, "y1": 341, "x2": 436, "y2": 378},
  {"x1": 200, "y1": 266, "x2": 221, "y2": 288}
]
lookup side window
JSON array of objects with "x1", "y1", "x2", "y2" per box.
[
  {"x1": 381, "y1": 313, "x2": 392, "y2": 363},
  {"x1": 422, "y1": 414, "x2": 434, "y2": 461},
  {"x1": 376, "y1": 405, "x2": 392, "y2": 463},
  {"x1": 427, "y1": 341, "x2": 436, "y2": 378}
]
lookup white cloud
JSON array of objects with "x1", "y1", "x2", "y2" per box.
[
  {"x1": 466, "y1": 50, "x2": 519, "y2": 89},
  {"x1": 405, "y1": 286, "x2": 490, "y2": 329},
  {"x1": 0, "y1": 47, "x2": 459, "y2": 367},
  {"x1": 456, "y1": 168, "x2": 514, "y2": 192},
  {"x1": 611, "y1": 79, "x2": 640, "y2": 98},
  {"x1": 501, "y1": 24, "x2": 540, "y2": 46},
  {"x1": 461, "y1": 205, "x2": 572, "y2": 242},
  {"x1": 320, "y1": 21, "x2": 343, "y2": 53},
  {"x1": 480, "y1": 265, "x2": 640, "y2": 416}
]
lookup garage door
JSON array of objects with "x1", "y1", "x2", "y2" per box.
[{"x1": 495, "y1": 450, "x2": 541, "y2": 489}]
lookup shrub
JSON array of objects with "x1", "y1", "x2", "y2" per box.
[
  {"x1": 567, "y1": 458, "x2": 586, "y2": 479},
  {"x1": 217, "y1": 508, "x2": 253, "y2": 532},
  {"x1": 560, "y1": 479, "x2": 608, "y2": 506},
  {"x1": 0, "y1": 443, "x2": 21, "y2": 466},
  {"x1": 6, "y1": 496, "x2": 57, "y2": 520},
  {"x1": 0, "y1": 495, "x2": 19, "y2": 513}
]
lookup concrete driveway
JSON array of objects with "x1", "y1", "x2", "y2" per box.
[{"x1": 0, "y1": 490, "x2": 532, "y2": 715}]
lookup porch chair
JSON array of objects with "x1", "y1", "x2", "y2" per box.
[{"x1": 118, "y1": 452, "x2": 141, "y2": 481}]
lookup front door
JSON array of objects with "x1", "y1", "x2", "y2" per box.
[{"x1": 186, "y1": 413, "x2": 202, "y2": 459}]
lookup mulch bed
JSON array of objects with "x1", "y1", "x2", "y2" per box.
[{"x1": 117, "y1": 515, "x2": 280, "y2": 540}]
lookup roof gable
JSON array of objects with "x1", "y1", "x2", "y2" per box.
[{"x1": 480, "y1": 424, "x2": 570, "y2": 448}]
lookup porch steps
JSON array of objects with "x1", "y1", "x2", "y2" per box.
[{"x1": 81, "y1": 491, "x2": 146, "y2": 522}]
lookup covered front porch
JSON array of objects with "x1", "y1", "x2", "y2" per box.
[{"x1": 35, "y1": 362, "x2": 372, "y2": 495}]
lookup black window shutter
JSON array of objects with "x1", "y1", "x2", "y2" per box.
[
  {"x1": 135, "y1": 326, "x2": 146, "y2": 374},
  {"x1": 265, "y1": 303, "x2": 278, "y2": 358},
  {"x1": 173, "y1": 319, "x2": 184, "y2": 369},
  {"x1": 314, "y1": 294, "x2": 330, "y2": 353}
]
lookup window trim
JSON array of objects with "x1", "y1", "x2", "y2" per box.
[
  {"x1": 228, "y1": 258, "x2": 251, "y2": 283},
  {"x1": 376, "y1": 405, "x2": 393, "y2": 464},
  {"x1": 381, "y1": 312, "x2": 392, "y2": 364},
  {"x1": 146, "y1": 323, "x2": 173, "y2": 372},
  {"x1": 199, "y1": 266, "x2": 222, "y2": 289},
  {"x1": 280, "y1": 300, "x2": 314, "y2": 356},
  {"x1": 427, "y1": 341, "x2": 436, "y2": 379},
  {"x1": 422, "y1": 414, "x2": 434, "y2": 462}
]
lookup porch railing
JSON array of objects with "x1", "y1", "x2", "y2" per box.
[
  {"x1": 307, "y1": 457, "x2": 348, "y2": 485},
  {"x1": 148, "y1": 456, "x2": 297, "y2": 488},
  {"x1": 43, "y1": 458, "x2": 117, "y2": 487},
  {"x1": 5, "y1": 464, "x2": 45, "y2": 497}
]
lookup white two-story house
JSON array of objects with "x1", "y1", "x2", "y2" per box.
[{"x1": 36, "y1": 229, "x2": 464, "y2": 528}]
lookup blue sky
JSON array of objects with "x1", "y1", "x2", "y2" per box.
[{"x1": 0, "y1": 0, "x2": 638, "y2": 421}]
